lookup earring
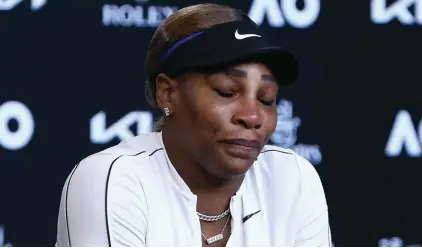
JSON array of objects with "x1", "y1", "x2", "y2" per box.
[{"x1": 164, "y1": 107, "x2": 170, "y2": 116}]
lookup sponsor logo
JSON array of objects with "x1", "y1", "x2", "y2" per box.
[
  {"x1": 379, "y1": 237, "x2": 420, "y2": 247},
  {"x1": 0, "y1": 0, "x2": 46, "y2": 11},
  {"x1": 234, "y1": 30, "x2": 261, "y2": 40},
  {"x1": 371, "y1": 0, "x2": 422, "y2": 25},
  {"x1": 90, "y1": 110, "x2": 153, "y2": 144},
  {"x1": 248, "y1": 0, "x2": 320, "y2": 28},
  {"x1": 270, "y1": 99, "x2": 322, "y2": 165},
  {"x1": 0, "y1": 225, "x2": 12, "y2": 247},
  {"x1": 102, "y1": 0, "x2": 178, "y2": 28},
  {"x1": 385, "y1": 110, "x2": 421, "y2": 157},
  {"x1": 0, "y1": 101, "x2": 34, "y2": 150}
]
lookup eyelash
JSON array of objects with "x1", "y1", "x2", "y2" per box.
[
  {"x1": 214, "y1": 89, "x2": 234, "y2": 98},
  {"x1": 260, "y1": 99, "x2": 274, "y2": 106},
  {"x1": 214, "y1": 89, "x2": 274, "y2": 106}
]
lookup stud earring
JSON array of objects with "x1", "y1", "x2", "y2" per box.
[{"x1": 164, "y1": 107, "x2": 170, "y2": 116}]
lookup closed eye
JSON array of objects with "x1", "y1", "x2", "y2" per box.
[
  {"x1": 214, "y1": 89, "x2": 234, "y2": 98},
  {"x1": 260, "y1": 99, "x2": 274, "y2": 106}
]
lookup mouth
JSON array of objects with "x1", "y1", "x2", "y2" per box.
[
  {"x1": 218, "y1": 139, "x2": 262, "y2": 160},
  {"x1": 221, "y1": 139, "x2": 261, "y2": 148}
]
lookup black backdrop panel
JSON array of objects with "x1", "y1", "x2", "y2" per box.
[{"x1": 1, "y1": 0, "x2": 422, "y2": 246}]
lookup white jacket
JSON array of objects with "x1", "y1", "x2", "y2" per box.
[{"x1": 56, "y1": 132, "x2": 331, "y2": 246}]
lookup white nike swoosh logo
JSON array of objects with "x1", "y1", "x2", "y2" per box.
[{"x1": 234, "y1": 30, "x2": 261, "y2": 40}]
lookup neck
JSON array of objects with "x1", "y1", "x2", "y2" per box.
[{"x1": 161, "y1": 129, "x2": 244, "y2": 214}]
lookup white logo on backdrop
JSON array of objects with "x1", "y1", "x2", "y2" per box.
[
  {"x1": 270, "y1": 99, "x2": 322, "y2": 165},
  {"x1": 248, "y1": 0, "x2": 320, "y2": 28},
  {"x1": 0, "y1": 0, "x2": 46, "y2": 11},
  {"x1": 102, "y1": 0, "x2": 178, "y2": 28},
  {"x1": 90, "y1": 111, "x2": 153, "y2": 144},
  {"x1": 379, "y1": 237, "x2": 420, "y2": 247},
  {"x1": 371, "y1": 0, "x2": 422, "y2": 25},
  {"x1": 0, "y1": 225, "x2": 12, "y2": 247},
  {"x1": 385, "y1": 110, "x2": 422, "y2": 157},
  {"x1": 0, "y1": 101, "x2": 34, "y2": 150}
]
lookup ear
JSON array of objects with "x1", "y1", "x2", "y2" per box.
[{"x1": 155, "y1": 73, "x2": 178, "y2": 111}]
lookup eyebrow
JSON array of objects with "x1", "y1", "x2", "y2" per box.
[
  {"x1": 224, "y1": 68, "x2": 277, "y2": 83},
  {"x1": 224, "y1": 68, "x2": 247, "y2": 78},
  {"x1": 261, "y1": 74, "x2": 277, "y2": 83}
]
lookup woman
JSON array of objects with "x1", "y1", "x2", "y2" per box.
[{"x1": 56, "y1": 3, "x2": 331, "y2": 247}]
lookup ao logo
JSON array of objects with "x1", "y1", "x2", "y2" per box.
[
  {"x1": 271, "y1": 100, "x2": 301, "y2": 148},
  {"x1": 0, "y1": 101, "x2": 34, "y2": 150},
  {"x1": 270, "y1": 99, "x2": 322, "y2": 165},
  {"x1": 0, "y1": 0, "x2": 47, "y2": 11},
  {"x1": 90, "y1": 111, "x2": 153, "y2": 144},
  {"x1": 385, "y1": 110, "x2": 422, "y2": 157},
  {"x1": 248, "y1": 0, "x2": 320, "y2": 28}
]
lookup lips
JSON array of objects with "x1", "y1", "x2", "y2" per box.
[
  {"x1": 221, "y1": 139, "x2": 261, "y2": 148},
  {"x1": 219, "y1": 138, "x2": 262, "y2": 160}
]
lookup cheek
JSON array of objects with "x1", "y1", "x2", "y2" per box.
[
  {"x1": 204, "y1": 104, "x2": 231, "y2": 126},
  {"x1": 189, "y1": 91, "x2": 230, "y2": 127},
  {"x1": 208, "y1": 107, "x2": 236, "y2": 134},
  {"x1": 265, "y1": 110, "x2": 278, "y2": 133}
]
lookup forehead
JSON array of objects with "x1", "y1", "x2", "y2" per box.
[
  {"x1": 175, "y1": 61, "x2": 278, "y2": 86},
  {"x1": 211, "y1": 62, "x2": 277, "y2": 84},
  {"x1": 230, "y1": 62, "x2": 273, "y2": 73},
  {"x1": 198, "y1": 61, "x2": 275, "y2": 79}
]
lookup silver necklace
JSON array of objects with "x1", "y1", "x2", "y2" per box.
[
  {"x1": 201, "y1": 215, "x2": 231, "y2": 244},
  {"x1": 197, "y1": 209, "x2": 230, "y2": 222}
]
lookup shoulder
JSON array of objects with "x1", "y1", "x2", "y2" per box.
[
  {"x1": 95, "y1": 131, "x2": 163, "y2": 159},
  {"x1": 66, "y1": 132, "x2": 163, "y2": 190},
  {"x1": 57, "y1": 134, "x2": 160, "y2": 246},
  {"x1": 250, "y1": 145, "x2": 327, "y2": 214},
  {"x1": 257, "y1": 144, "x2": 313, "y2": 172},
  {"x1": 254, "y1": 144, "x2": 321, "y2": 187},
  {"x1": 259, "y1": 144, "x2": 295, "y2": 160}
]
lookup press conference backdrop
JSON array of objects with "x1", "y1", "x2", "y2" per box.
[{"x1": 1, "y1": 0, "x2": 422, "y2": 246}]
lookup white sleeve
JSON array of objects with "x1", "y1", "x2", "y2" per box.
[
  {"x1": 293, "y1": 154, "x2": 332, "y2": 247},
  {"x1": 56, "y1": 153, "x2": 148, "y2": 247}
]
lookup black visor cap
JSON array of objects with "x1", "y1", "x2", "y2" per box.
[{"x1": 156, "y1": 20, "x2": 299, "y2": 85}]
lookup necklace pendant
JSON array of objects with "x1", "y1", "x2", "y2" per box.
[{"x1": 206, "y1": 234, "x2": 223, "y2": 244}]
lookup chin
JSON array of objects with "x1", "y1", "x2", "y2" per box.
[{"x1": 218, "y1": 157, "x2": 255, "y2": 178}]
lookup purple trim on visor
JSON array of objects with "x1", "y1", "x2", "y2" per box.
[{"x1": 159, "y1": 31, "x2": 205, "y2": 65}]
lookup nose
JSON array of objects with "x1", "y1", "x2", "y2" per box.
[{"x1": 232, "y1": 98, "x2": 263, "y2": 129}]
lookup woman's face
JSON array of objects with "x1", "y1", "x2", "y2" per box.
[{"x1": 160, "y1": 62, "x2": 279, "y2": 179}]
